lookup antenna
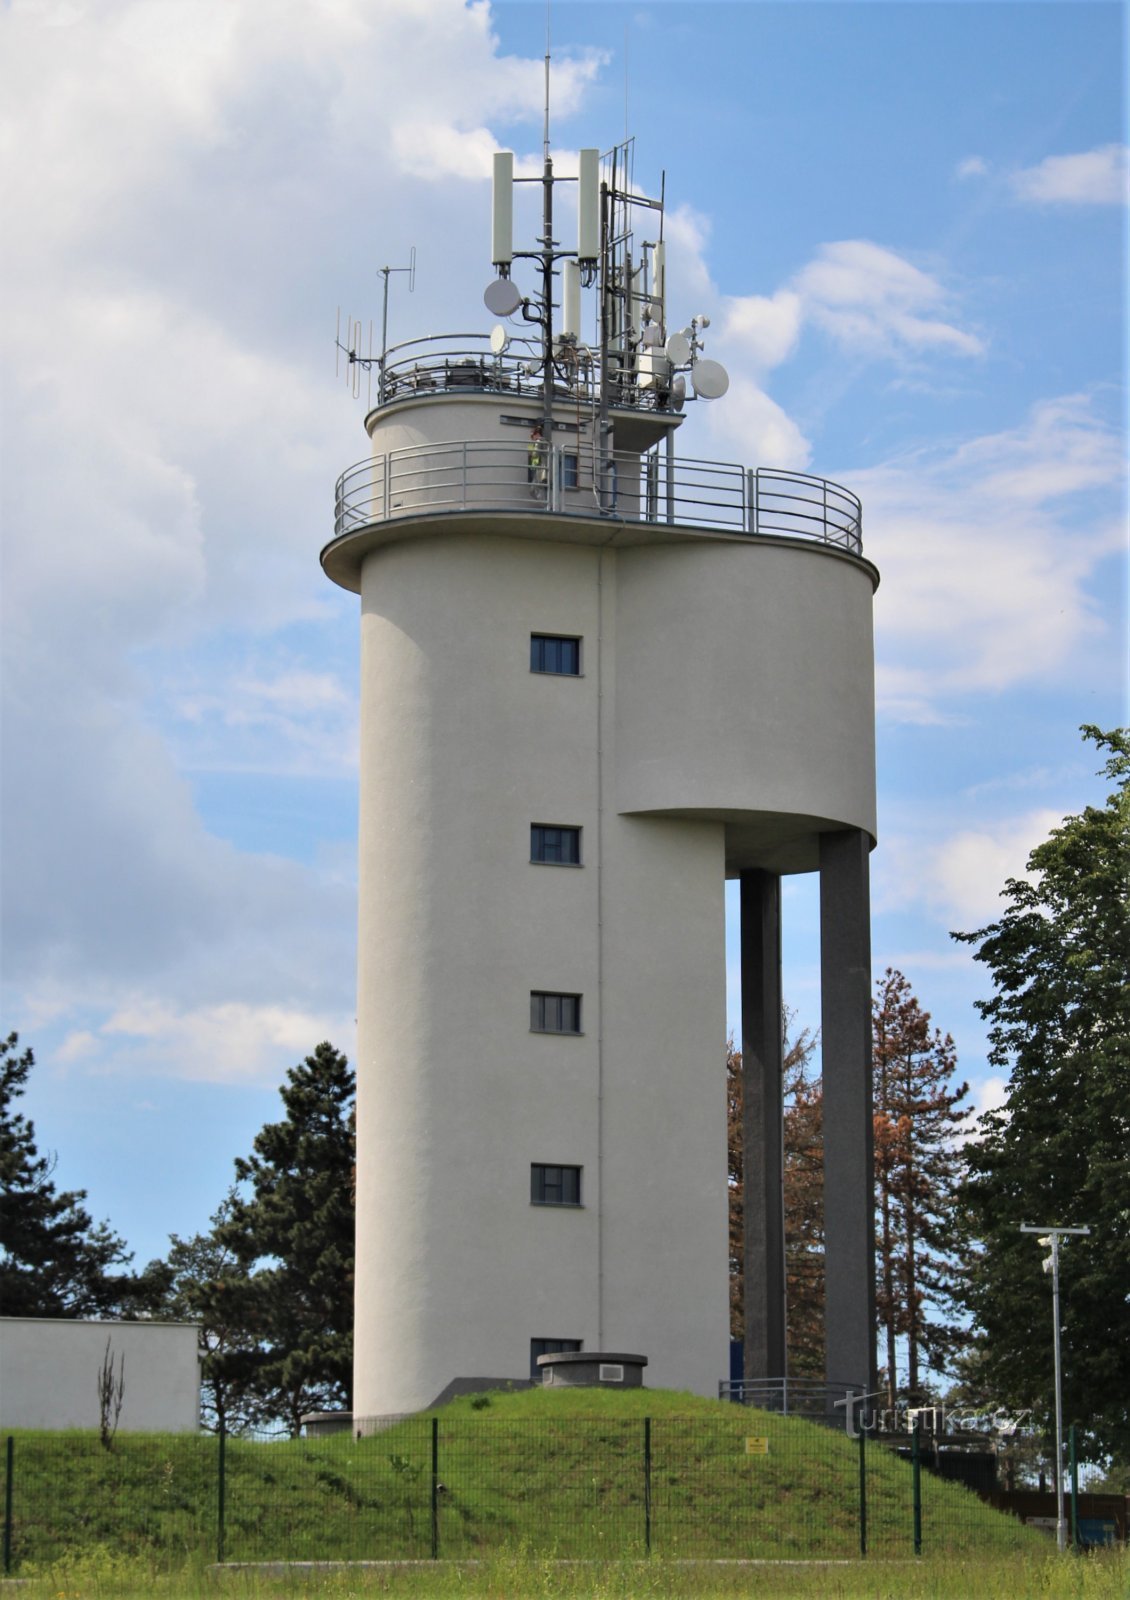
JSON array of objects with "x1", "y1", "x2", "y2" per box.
[
  {"x1": 334, "y1": 250, "x2": 416, "y2": 407},
  {"x1": 378, "y1": 248, "x2": 416, "y2": 370}
]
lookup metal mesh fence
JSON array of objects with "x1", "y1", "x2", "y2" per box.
[{"x1": 2, "y1": 1416, "x2": 1048, "y2": 1571}]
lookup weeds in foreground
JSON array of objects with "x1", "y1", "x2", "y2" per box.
[{"x1": 4, "y1": 1546, "x2": 1127, "y2": 1600}]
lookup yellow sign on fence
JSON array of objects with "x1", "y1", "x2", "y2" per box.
[{"x1": 745, "y1": 1436, "x2": 770, "y2": 1456}]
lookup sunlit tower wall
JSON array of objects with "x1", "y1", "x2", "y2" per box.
[{"x1": 323, "y1": 140, "x2": 879, "y2": 1420}]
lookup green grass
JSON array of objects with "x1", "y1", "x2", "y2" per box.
[{"x1": 2, "y1": 1387, "x2": 1052, "y2": 1574}]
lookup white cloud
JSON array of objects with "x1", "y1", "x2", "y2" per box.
[
  {"x1": 956, "y1": 156, "x2": 988, "y2": 180},
  {"x1": 722, "y1": 290, "x2": 804, "y2": 375},
  {"x1": 793, "y1": 241, "x2": 984, "y2": 359},
  {"x1": 858, "y1": 393, "x2": 1125, "y2": 720},
  {"x1": 877, "y1": 808, "x2": 1063, "y2": 925},
  {"x1": 99, "y1": 999, "x2": 354, "y2": 1085},
  {"x1": 702, "y1": 376, "x2": 812, "y2": 471},
  {"x1": 1012, "y1": 144, "x2": 1129, "y2": 206}
]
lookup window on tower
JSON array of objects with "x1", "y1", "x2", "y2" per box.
[
  {"x1": 530, "y1": 991, "x2": 582, "y2": 1034},
  {"x1": 530, "y1": 1164, "x2": 582, "y2": 1206},
  {"x1": 530, "y1": 825, "x2": 582, "y2": 866},
  {"x1": 530, "y1": 1337, "x2": 582, "y2": 1379},
  {"x1": 530, "y1": 634, "x2": 581, "y2": 675}
]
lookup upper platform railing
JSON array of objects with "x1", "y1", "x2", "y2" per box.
[
  {"x1": 332, "y1": 441, "x2": 863, "y2": 554},
  {"x1": 374, "y1": 332, "x2": 671, "y2": 414}
]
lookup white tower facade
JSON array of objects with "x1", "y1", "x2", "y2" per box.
[{"x1": 324, "y1": 144, "x2": 878, "y2": 1420}]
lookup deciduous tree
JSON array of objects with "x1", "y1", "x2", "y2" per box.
[{"x1": 954, "y1": 726, "x2": 1130, "y2": 1464}]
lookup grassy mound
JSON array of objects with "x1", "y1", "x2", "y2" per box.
[{"x1": 4, "y1": 1386, "x2": 1041, "y2": 1570}]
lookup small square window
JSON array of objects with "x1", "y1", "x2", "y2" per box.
[
  {"x1": 531, "y1": 825, "x2": 581, "y2": 866},
  {"x1": 530, "y1": 991, "x2": 582, "y2": 1034},
  {"x1": 530, "y1": 634, "x2": 581, "y2": 675},
  {"x1": 531, "y1": 1164, "x2": 582, "y2": 1206},
  {"x1": 530, "y1": 1337, "x2": 582, "y2": 1380}
]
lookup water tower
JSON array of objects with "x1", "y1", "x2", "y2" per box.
[{"x1": 323, "y1": 135, "x2": 878, "y2": 1420}]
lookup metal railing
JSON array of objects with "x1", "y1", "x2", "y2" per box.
[
  {"x1": 332, "y1": 441, "x2": 863, "y2": 553},
  {"x1": 377, "y1": 332, "x2": 671, "y2": 414},
  {"x1": 720, "y1": 1378, "x2": 867, "y2": 1428}
]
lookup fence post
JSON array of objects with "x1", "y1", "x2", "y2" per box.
[
  {"x1": 858, "y1": 1425, "x2": 867, "y2": 1557},
  {"x1": 911, "y1": 1418, "x2": 922, "y2": 1556},
  {"x1": 1069, "y1": 1424, "x2": 1078, "y2": 1550},
  {"x1": 216, "y1": 1421, "x2": 226, "y2": 1566},
  {"x1": 430, "y1": 1415, "x2": 439, "y2": 1560},
  {"x1": 644, "y1": 1417, "x2": 652, "y2": 1555},
  {"x1": 3, "y1": 1435, "x2": 12, "y2": 1575}
]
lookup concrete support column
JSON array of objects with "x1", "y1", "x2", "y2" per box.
[
  {"x1": 740, "y1": 869, "x2": 785, "y2": 1381},
  {"x1": 819, "y1": 828, "x2": 876, "y2": 1395}
]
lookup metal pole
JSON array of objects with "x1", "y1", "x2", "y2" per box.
[
  {"x1": 1019, "y1": 1224, "x2": 1089, "y2": 1556},
  {"x1": 430, "y1": 1415, "x2": 439, "y2": 1560},
  {"x1": 3, "y1": 1436, "x2": 13, "y2": 1576},
  {"x1": 217, "y1": 1421, "x2": 226, "y2": 1566},
  {"x1": 858, "y1": 1425, "x2": 867, "y2": 1557},
  {"x1": 1051, "y1": 1232, "x2": 1065, "y2": 1553},
  {"x1": 1069, "y1": 1423, "x2": 1078, "y2": 1551},
  {"x1": 911, "y1": 1417, "x2": 922, "y2": 1556},
  {"x1": 644, "y1": 1417, "x2": 652, "y2": 1554}
]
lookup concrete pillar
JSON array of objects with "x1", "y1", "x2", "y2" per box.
[
  {"x1": 819, "y1": 828, "x2": 876, "y2": 1395},
  {"x1": 741, "y1": 869, "x2": 786, "y2": 1381}
]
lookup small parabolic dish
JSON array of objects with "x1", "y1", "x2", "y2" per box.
[
  {"x1": 665, "y1": 331, "x2": 691, "y2": 365},
  {"x1": 484, "y1": 278, "x2": 523, "y2": 317},
  {"x1": 691, "y1": 358, "x2": 729, "y2": 400},
  {"x1": 490, "y1": 324, "x2": 510, "y2": 354},
  {"x1": 670, "y1": 374, "x2": 687, "y2": 412}
]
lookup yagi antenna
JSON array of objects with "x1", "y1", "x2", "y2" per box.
[{"x1": 335, "y1": 248, "x2": 417, "y2": 407}]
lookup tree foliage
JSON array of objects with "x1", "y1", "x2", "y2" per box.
[
  {"x1": 872, "y1": 969, "x2": 970, "y2": 1408},
  {"x1": 954, "y1": 726, "x2": 1130, "y2": 1463},
  {"x1": 162, "y1": 1190, "x2": 262, "y2": 1434},
  {"x1": 216, "y1": 1041, "x2": 355, "y2": 1435},
  {"x1": 0, "y1": 1031, "x2": 161, "y2": 1317}
]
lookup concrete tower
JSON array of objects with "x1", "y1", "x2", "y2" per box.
[{"x1": 323, "y1": 140, "x2": 878, "y2": 1421}]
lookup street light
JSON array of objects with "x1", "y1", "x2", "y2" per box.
[{"x1": 1019, "y1": 1223, "x2": 1090, "y2": 1552}]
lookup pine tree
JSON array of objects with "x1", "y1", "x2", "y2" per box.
[
  {"x1": 0, "y1": 1031, "x2": 152, "y2": 1316},
  {"x1": 954, "y1": 726, "x2": 1130, "y2": 1465},
  {"x1": 219, "y1": 1041, "x2": 355, "y2": 1435},
  {"x1": 872, "y1": 969, "x2": 970, "y2": 1408}
]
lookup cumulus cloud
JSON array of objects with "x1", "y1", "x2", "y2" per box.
[
  {"x1": 100, "y1": 1000, "x2": 355, "y2": 1085},
  {"x1": 792, "y1": 241, "x2": 984, "y2": 359},
  {"x1": 857, "y1": 393, "x2": 1125, "y2": 721},
  {"x1": 876, "y1": 808, "x2": 1065, "y2": 925},
  {"x1": 1012, "y1": 143, "x2": 1129, "y2": 206},
  {"x1": 0, "y1": 0, "x2": 585, "y2": 1089}
]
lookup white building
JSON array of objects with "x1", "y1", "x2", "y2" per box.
[
  {"x1": 0, "y1": 1318, "x2": 200, "y2": 1432},
  {"x1": 324, "y1": 141, "x2": 878, "y2": 1420}
]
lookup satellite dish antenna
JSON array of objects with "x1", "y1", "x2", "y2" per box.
[
  {"x1": 665, "y1": 331, "x2": 691, "y2": 365},
  {"x1": 490, "y1": 324, "x2": 510, "y2": 355},
  {"x1": 691, "y1": 358, "x2": 729, "y2": 399},
  {"x1": 484, "y1": 277, "x2": 523, "y2": 317},
  {"x1": 671, "y1": 374, "x2": 686, "y2": 411}
]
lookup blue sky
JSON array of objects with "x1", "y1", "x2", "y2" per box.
[{"x1": 1, "y1": 0, "x2": 1126, "y2": 1301}]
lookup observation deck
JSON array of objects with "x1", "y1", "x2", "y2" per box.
[{"x1": 322, "y1": 332, "x2": 868, "y2": 594}]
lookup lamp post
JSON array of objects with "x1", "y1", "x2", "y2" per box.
[{"x1": 1020, "y1": 1224, "x2": 1090, "y2": 1552}]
